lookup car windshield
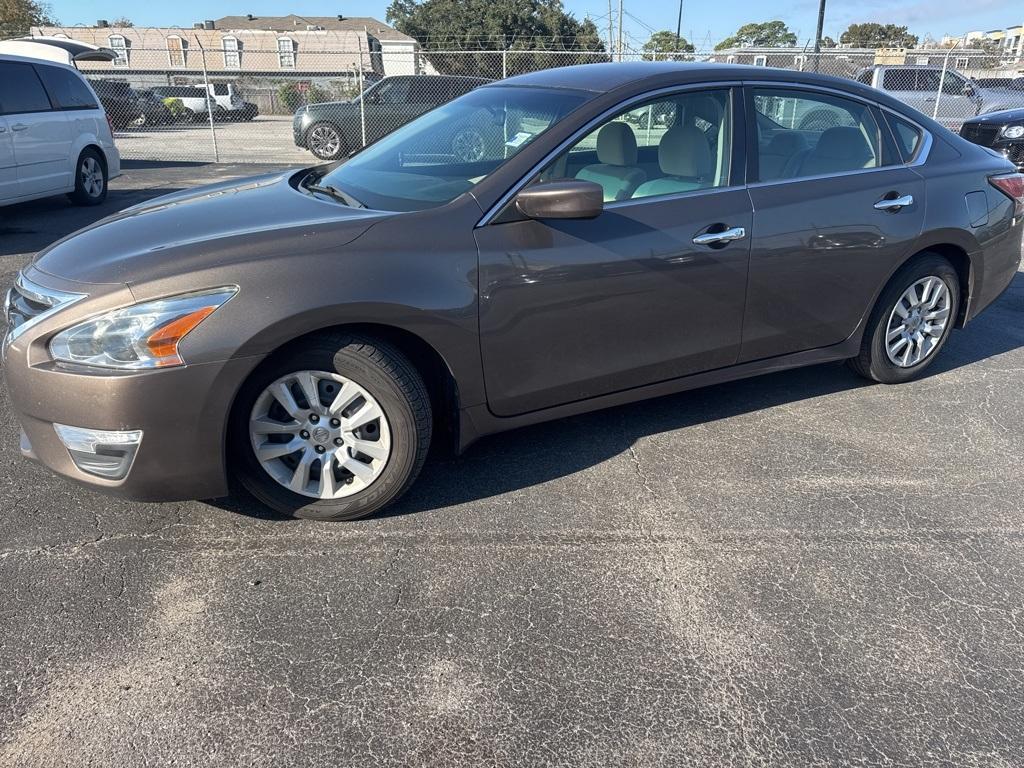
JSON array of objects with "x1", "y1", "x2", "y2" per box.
[{"x1": 319, "y1": 86, "x2": 588, "y2": 212}]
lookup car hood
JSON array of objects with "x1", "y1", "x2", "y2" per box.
[
  {"x1": 31, "y1": 170, "x2": 389, "y2": 286},
  {"x1": 966, "y1": 107, "x2": 1024, "y2": 124}
]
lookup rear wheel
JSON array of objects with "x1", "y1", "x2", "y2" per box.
[
  {"x1": 307, "y1": 122, "x2": 346, "y2": 160},
  {"x1": 230, "y1": 334, "x2": 432, "y2": 520},
  {"x1": 848, "y1": 254, "x2": 960, "y2": 384},
  {"x1": 67, "y1": 149, "x2": 107, "y2": 206}
]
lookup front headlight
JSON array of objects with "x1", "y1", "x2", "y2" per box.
[
  {"x1": 1002, "y1": 125, "x2": 1024, "y2": 140},
  {"x1": 49, "y1": 287, "x2": 237, "y2": 370}
]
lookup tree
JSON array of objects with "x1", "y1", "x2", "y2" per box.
[
  {"x1": 386, "y1": 0, "x2": 606, "y2": 77},
  {"x1": 715, "y1": 21, "x2": 797, "y2": 51},
  {"x1": 839, "y1": 23, "x2": 919, "y2": 49},
  {"x1": 642, "y1": 30, "x2": 695, "y2": 60},
  {"x1": 110, "y1": 15, "x2": 133, "y2": 27},
  {"x1": 0, "y1": 0, "x2": 54, "y2": 38},
  {"x1": 820, "y1": 36, "x2": 837, "y2": 48}
]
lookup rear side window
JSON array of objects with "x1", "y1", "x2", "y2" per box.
[
  {"x1": 36, "y1": 65, "x2": 98, "y2": 110},
  {"x1": 886, "y1": 114, "x2": 924, "y2": 162},
  {"x1": 753, "y1": 88, "x2": 883, "y2": 182},
  {"x1": 0, "y1": 61, "x2": 53, "y2": 115}
]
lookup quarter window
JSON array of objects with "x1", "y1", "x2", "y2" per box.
[
  {"x1": 277, "y1": 38, "x2": 296, "y2": 69},
  {"x1": 34, "y1": 65, "x2": 98, "y2": 110},
  {"x1": 886, "y1": 114, "x2": 924, "y2": 162},
  {"x1": 0, "y1": 61, "x2": 53, "y2": 115},
  {"x1": 753, "y1": 88, "x2": 883, "y2": 181},
  {"x1": 541, "y1": 88, "x2": 733, "y2": 203},
  {"x1": 108, "y1": 34, "x2": 128, "y2": 67},
  {"x1": 166, "y1": 36, "x2": 186, "y2": 67}
]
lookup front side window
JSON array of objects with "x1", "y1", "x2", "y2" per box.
[
  {"x1": 278, "y1": 38, "x2": 296, "y2": 69},
  {"x1": 753, "y1": 88, "x2": 882, "y2": 181},
  {"x1": 222, "y1": 36, "x2": 240, "y2": 69},
  {"x1": 539, "y1": 88, "x2": 733, "y2": 203},
  {"x1": 167, "y1": 36, "x2": 186, "y2": 67},
  {"x1": 35, "y1": 65, "x2": 98, "y2": 110},
  {"x1": 319, "y1": 86, "x2": 587, "y2": 212},
  {"x1": 882, "y1": 69, "x2": 917, "y2": 91},
  {"x1": 0, "y1": 61, "x2": 52, "y2": 115},
  {"x1": 108, "y1": 34, "x2": 128, "y2": 67},
  {"x1": 369, "y1": 78, "x2": 410, "y2": 105}
]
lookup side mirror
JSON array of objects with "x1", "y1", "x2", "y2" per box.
[
  {"x1": 514, "y1": 180, "x2": 604, "y2": 220},
  {"x1": 964, "y1": 84, "x2": 976, "y2": 97}
]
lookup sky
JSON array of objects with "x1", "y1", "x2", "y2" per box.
[{"x1": 43, "y1": 0, "x2": 1019, "y2": 49}]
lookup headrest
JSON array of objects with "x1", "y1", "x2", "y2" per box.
[
  {"x1": 658, "y1": 125, "x2": 713, "y2": 179},
  {"x1": 686, "y1": 95, "x2": 723, "y2": 127},
  {"x1": 810, "y1": 126, "x2": 873, "y2": 164},
  {"x1": 595, "y1": 122, "x2": 638, "y2": 166},
  {"x1": 764, "y1": 131, "x2": 809, "y2": 154}
]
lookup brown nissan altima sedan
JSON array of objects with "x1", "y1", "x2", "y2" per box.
[{"x1": 4, "y1": 63, "x2": 1023, "y2": 520}]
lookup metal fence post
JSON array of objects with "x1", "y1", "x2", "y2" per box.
[
  {"x1": 356, "y1": 38, "x2": 367, "y2": 148},
  {"x1": 934, "y1": 38, "x2": 961, "y2": 120},
  {"x1": 502, "y1": 47, "x2": 508, "y2": 79},
  {"x1": 195, "y1": 36, "x2": 220, "y2": 162}
]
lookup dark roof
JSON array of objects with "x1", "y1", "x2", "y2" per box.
[{"x1": 213, "y1": 15, "x2": 414, "y2": 42}]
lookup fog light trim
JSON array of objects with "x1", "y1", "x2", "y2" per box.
[{"x1": 53, "y1": 423, "x2": 143, "y2": 480}]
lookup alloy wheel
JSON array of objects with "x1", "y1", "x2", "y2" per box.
[
  {"x1": 249, "y1": 370, "x2": 391, "y2": 499},
  {"x1": 884, "y1": 275, "x2": 952, "y2": 367},
  {"x1": 80, "y1": 156, "x2": 104, "y2": 199},
  {"x1": 308, "y1": 124, "x2": 342, "y2": 159}
]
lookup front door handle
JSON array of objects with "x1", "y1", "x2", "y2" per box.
[
  {"x1": 874, "y1": 194, "x2": 914, "y2": 212},
  {"x1": 692, "y1": 226, "x2": 746, "y2": 246},
  {"x1": 10, "y1": 124, "x2": 28, "y2": 132},
  {"x1": 0, "y1": 126, "x2": 6, "y2": 133}
]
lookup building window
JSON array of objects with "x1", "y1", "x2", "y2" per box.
[
  {"x1": 167, "y1": 35, "x2": 186, "y2": 67},
  {"x1": 726, "y1": 55, "x2": 736, "y2": 64},
  {"x1": 915, "y1": 56, "x2": 929, "y2": 65},
  {"x1": 753, "y1": 55, "x2": 767, "y2": 67},
  {"x1": 277, "y1": 37, "x2": 296, "y2": 69},
  {"x1": 793, "y1": 55, "x2": 806, "y2": 70},
  {"x1": 222, "y1": 36, "x2": 240, "y2": 69},
  {"x1": 109, "y1": 34, "x2": 128, "y2": 67},
  {"x1": 955, "y1": 57, "x2": 969, "y2": 69}
]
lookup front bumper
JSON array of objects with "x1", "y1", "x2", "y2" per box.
[{"x1": 3, "y1": 270, "x2": 260, "y2": 501}]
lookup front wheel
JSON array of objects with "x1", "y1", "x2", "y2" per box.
[
  {"x1": 306, "y1": 122, "x2": 346, "y2": 160},
  {"x1": 230, "y1": 334, "x2": 432, "y2": 520},
  {"x1": 848, "y1": 254, "x2": 960, "y2": 384}
]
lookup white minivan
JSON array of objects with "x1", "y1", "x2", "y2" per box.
[{"x1": 0, "y1": 52, "x2": 120, "y2": 207}]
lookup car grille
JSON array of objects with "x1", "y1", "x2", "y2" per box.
[
  {"x1": 2, "y1": 273, "x2": 84, "y2": 347},
  {"x1": 960, "y1": 123, "x2": 1001, "y2": 146},
  {"x1": 1007, "y1": 143, "x2": 1024, "y2": 168}
]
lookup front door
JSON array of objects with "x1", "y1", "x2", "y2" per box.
[
  {"x1": 476, "y1": 87, "x2": 753, "y2": 417},
  {"x1": 741, "y1": 86, "x2": 927, "y2": 362}
]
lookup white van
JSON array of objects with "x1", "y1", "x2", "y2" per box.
[{"x1": 0, "y1": 47, "x2": 120, "y2": 207}]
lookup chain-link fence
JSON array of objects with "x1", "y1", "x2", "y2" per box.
[{"x1": 75, "y1": 44, "x2": 1024, "y2": 164}]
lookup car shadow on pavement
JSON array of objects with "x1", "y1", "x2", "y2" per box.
[{"x1": 217, "y1": 271, "x2": 1023, "y2": 522}]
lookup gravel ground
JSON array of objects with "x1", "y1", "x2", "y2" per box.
[{"x1": 1, "y1": 163, "x2": 1023, "y2": 767}]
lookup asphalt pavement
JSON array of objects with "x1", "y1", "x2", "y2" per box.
[{"x1": 1, "y1": 162, "x2": 1023, "y2": 767}]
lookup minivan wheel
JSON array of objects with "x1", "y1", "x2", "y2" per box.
[
  {"x1": 230, "y1": 334, "x2": 432, "y2": 520},
  {"x1": 68, "y1": 149, "x2": 107, "y2": 206},
  {"x1": 848, "y1": 254, "x2": 960, "y2": 384},
  {"x1": 307, "y1": 122, "x2": 345, "y2": 160}
]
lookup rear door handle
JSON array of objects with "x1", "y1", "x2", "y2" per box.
[
  {"x1": 874, "y1": 194, "x2": 914, "y2": 212},
  {"x1": 0, "y1": 126, "x2": 6, "y2": 133},
  {"x1": 10, "y1": 124, "x2": 28, "y2": 131},
  {"x1": 693, "y1": 226, "x2": 746, "y2": 246}
]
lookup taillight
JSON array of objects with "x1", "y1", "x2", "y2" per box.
[
  {"x1": 105, "y1": 112, "x2": 114, "y2": 134},
  {"x1": 990, "y1": 173, "x2": 1024, "y2": 217}
]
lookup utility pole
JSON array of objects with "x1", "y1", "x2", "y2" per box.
[
  {"x1": 617, "y1": 0, "x2": 623, "y2": 62},
  {"x1": 813, "y1": 0, "x2": 826, "y2": 72},
  {"x1": 675, "y1": 0, "x2": 683, "y2": 56},
  {"x1": 607, "y1": 0, "x2": 614, "y2": 59}
]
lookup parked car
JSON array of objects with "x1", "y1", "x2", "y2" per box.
[
  {"x1": 133, "y1": 88, "x2": 173, "y2": 127},
  {"x1": 960, "y1": 108, "x2": 1024, "y2": 169},
  {"x1": 293, "y1": 74, "x2": 492, "y2": 160},
  {"x1": 4, "y1": 63, "x2": 1022, "y2": 521},
  {"x1": 88, "y1": 79, "x2": 141, "y2": 129},
  {"x1": 150, "y1": 85, "x2": 250, "y2": 122},
  {"x1": 0, "y1": 53, "x2": 120, "y2": 207},
  {"x1": 856, "y1": 65, "x2": 1024, "y2": 129}
]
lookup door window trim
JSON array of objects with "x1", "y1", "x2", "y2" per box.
[
  {"x1": 743, "y1": 81, "x2": 933, "y2": 188},
  {"x1": 477, "y1": 81, "x2": 746, "y2": 228}
]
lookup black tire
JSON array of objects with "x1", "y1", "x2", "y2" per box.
[
  {"x1": 848, "y1": 253, "x2": 960, "y2": 384},
  {"x1": 306, "y1": 122, "x2": 346, "y2": 161},
  {"x1": 67, "y1": 148, "x2": 107, "y2": 206},
  {"x1": 230, "y1": 333, "x2": 432, "y2": 520}
]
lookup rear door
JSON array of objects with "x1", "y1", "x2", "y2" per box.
[
  {"x1": 741, "y1": 85, "x2": 926, "y2": 363},
  {"x1": 0, "y1": 61, "x2": 72, "y2": 195},
  {"x1": 0, "y1": 115, "x2": 16, "y2": 202}
]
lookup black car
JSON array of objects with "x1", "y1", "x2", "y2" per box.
[
  {"x1": 133, "y1": 88, "x2": 173, "y2": 127},
  {"x1": 293, "y1": 75, "x2": 492, "y2": 160},
  {"x1": 88, "y1": 79, "x2": 140, "y2": 128},
  {"x1": 961, "y1": 109, "x2": 1024, "y2": 169}
]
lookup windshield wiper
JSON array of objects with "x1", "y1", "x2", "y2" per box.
[{"x1": 302, "y1": 176, "x2": 365, "y2": 208}]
